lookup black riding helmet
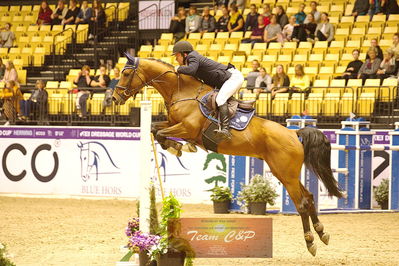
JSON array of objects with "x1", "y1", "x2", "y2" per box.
[{"x1": 172, "y1": 41, "x2": 194, "y2": 55}]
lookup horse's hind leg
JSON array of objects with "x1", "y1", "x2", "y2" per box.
[
  {"x1": 282, "y1": 172, "x2": 317, "y2": 256},
  {"x1": 304, "y1": 188, "x2": 330, "y2": 245}
]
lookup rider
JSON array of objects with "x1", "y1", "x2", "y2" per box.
[{"x1": 173, "y1": 41, "x2": 244, "y2": 141}]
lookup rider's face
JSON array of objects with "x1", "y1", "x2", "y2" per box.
[{"x1": 175, "y1": 53, "x2": 184, "y2": 65}]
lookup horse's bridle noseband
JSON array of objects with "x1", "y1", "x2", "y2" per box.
[{"x1": 114, "y1": 56, "x2": 176, "y2": 101}]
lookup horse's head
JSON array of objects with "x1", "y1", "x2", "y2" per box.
[{"x1": 113, "y1": 53, "x2": 145, "y2": 105}]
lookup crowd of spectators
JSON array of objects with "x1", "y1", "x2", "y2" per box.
[{"x1": 37, "y1": 0, "x2": 106, "y2": 39}]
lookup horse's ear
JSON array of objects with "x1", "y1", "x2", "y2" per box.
[{"x1": 124, "y1": 52, "x2": 135, "y2": 65}]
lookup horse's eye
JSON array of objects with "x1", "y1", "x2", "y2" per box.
[{"x1": 123, "y1": 72, "x2": 130, "y2": 77}]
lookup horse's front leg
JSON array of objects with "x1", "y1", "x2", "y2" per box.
[
  {"x1": 151, "y1": 121, "x2": 170, "y2": 150},
  {"x1": 156, "y1": 122, "x2": 198, "y2": 156}
]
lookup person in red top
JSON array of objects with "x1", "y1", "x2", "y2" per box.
[{"x1": 37, "y1": 1, "x2": 53, "y2": 25}]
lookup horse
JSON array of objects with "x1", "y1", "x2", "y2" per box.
[{"x1": 112, "y1": 54, "x2": 344, "y2": 256}]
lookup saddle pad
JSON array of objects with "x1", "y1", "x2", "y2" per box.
[{"x1": 199, "y1": 92, "x2": 255, "y2": 131}]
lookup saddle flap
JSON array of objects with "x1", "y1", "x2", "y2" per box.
[{"x1": 205, "y1": 91, "x2": 254, "y2": 118}]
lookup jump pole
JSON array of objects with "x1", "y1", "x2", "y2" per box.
[
  {"x1": 139, "y1": 101, "x2": 152, "y2": 233},
  {"x1": 151, "y1": 133, "x2": 165, "y2": 200}
]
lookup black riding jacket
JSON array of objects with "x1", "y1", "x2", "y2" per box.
[{"x1": 177, "y1": 51, "x2": 232, "y2": 89}]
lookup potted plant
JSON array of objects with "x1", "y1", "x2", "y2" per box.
[
  {"x1": 210, "y1": 186, "x2": 233, "y2": 213},
  {"x1": 374, "y1": 178, "x2": 389, "y2": 209},
  {"x1": 120, "y1": 185, "x2": 159, "y2": 266},
  {"x1": 237, "y1": 174, "x2": 278, "y2": 215},
  {"x1": 0, "y1": 243, "x2": 15, "y2": 266},
  {"x1": 149, "y1": 193, "x2": 195, "y2": 266}
]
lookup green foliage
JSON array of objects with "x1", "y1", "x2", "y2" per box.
[
  {"x1": 119, "y1": 250, "x2": 134, "y2": 262},
  {"x1": 150, "y1": 184, "x2": 159, "y2": 235},
  {"x1": 0, "y1": 243, "x2": 15, "y2": 266},
  {"x1": 210, "y1": 186, "x2": 233, "y2": 202},
  {"x1": 237, "y1": 174, "x2": 278, "y2": 206},
  {"x1": 374, "y1": 179, "x2": 389, "y2": 205}
]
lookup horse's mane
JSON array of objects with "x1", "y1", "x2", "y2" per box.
[
  {"x1": 144, "y1": 57, "x2": 212, "y2": 92},
  {"x1": 145, "y1": 58, "x2": 175, "y2": 69}
]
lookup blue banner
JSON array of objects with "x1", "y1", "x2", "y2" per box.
[
  {"x1": 358, "y1": 134, "x2": 373, "y2": 209},
  {"x1": 228, "y1": 156, "x2": 246, "y2": 211},
  {"x1": 391, "y1": 132, "x2": 399, "y2": 210},
  {"x1": 249, "y1": 157, "x2": 264, "y2": 180}
]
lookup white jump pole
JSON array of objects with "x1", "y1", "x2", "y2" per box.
[{"x1": 139, "y1": 101, "x2": 152, "y2": 233}]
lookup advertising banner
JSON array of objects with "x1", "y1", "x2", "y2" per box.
[
  {"x1": 0, "y1": 127, "x2": 229, "y2": 203},
  {"x1": 178, "y1": 218, "x2": 272, "y2": 258}
]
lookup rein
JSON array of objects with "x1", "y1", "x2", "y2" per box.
[{"x1": 117, "y1": 57, "x2": 207, "y2": 110}]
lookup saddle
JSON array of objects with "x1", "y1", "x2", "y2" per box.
[{"x1": 205, "y1": 90, "x2": 255, "y2": 118}]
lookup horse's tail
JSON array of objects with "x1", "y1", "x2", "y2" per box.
[{"x1": 296, "y1": 127, "x2": 344, "y2": 198}]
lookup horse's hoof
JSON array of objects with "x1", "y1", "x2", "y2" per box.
[
  {"x1": 321, "y1": 232, "x2": 330, "y2": 245},
  {"x1": 182, "y1": 143, "x2": 197, "y2": 153},
  {"x1": 307, "y1": 243, "x2": 317, "y2": 257},
  {"x1": 167, "y1": 147, "x2": 182, "y2": 157}
]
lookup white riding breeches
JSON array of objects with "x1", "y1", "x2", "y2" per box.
[{"x1": 216, "y1": 68, "x2": 244, "y2": 106}]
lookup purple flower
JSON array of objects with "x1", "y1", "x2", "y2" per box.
[
  {"x1": 125, "y1": 218, "x2": 140, "y2": 237},
  {"x1": 128, "y1": 231, "x2": 161, "y2": 252}
]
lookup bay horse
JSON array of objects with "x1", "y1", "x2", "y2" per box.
[{"x1": 112, "y1": 55, "x2": 344, "y2": 256}]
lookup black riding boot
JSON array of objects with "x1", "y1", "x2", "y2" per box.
[{"x1": 214, "y1": 103, "x2": 232, "y2": 141}]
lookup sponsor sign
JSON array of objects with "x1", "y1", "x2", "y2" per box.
[{"x1": 178, "y1": 218, "x2": 272, "y2": 258}]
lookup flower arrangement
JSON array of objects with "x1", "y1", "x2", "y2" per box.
[
  {"x1": 374, "y1": 178, "x2": 389, "y2": 209},
  {"x1": 125, "y1": 218, "x2": 161, "y2": 254},
  {"x1": 0, "y1": 243, "x2": 15, "y2": 266},
  {"x1": 237, "y1": 174, "x2": 278, "y2": 208},
  {"x1": 210, "y1": 186, "x2": 233, "y2": 202}
]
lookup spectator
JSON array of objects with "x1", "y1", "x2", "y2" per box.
[
  {"x1": 185, "y1": 6, "x2": 201, "y2": 33},
  {"x1": 271, "y1": 64, "x2": 290, "y2": 97},
  {"x1": 88, "y1": 0, "x2": 106, "y2": 40},
  {"x1": 369, "y1": 0, "x2": 382, "y2": 17},
  {"x1": 74, "y1": 65, "x2": 93, "y2": 118},
  {"x1": 169, "y1": 7, "x2": 186, "y2": 42},
  {"x1": 0, "y1": 58, "x2": 5, "y2": 80},
  {"x1": 262, "y1": 4, "x2": 271, "y2": 26},
  {"x1": 254, "y1": 67, "x2": 272, "y2": 94},
  {"x1": 358, "y1": 48, "x2": 382, "y2": 83},
  {"x1": 228, "y1": 5, "x2": 244, "y2": 32},
  {"x1": 199, "y1": 6, "x2": 216, "y2": 33},
  {"x1": 246, "y1": 60, "x2": 260, "y2": 89},
  {"x1": 376, "y1": 51, "x2": 396, "y2": 81},
  {"x1": 103, "y1": 67, "x2": 120, "y2": 111},
  {"x1": 241, "y1": 15, "x2": 265, "y2": 45},
  {"x1": 294, "y1": 3, "x2": 307, "y2": 24},
  {"x1": 244, "y1": 4, "x2": 259, "y2": 32},
  {"x1": 0, "y1": 23, "x2": 15, "y2": 48},
  {"x1": 352, "y1": 0, "x2": 370, "y2": 16},
  {"x1": 1, "y1": 80, "x2": 22, "y2": 126},
  {"x1": 1, "y1": 61, "x2": 18, "y2": 84},
  {"x1": 37, "y1": 1, "x2": 53, "y2": 25},
  {"x1": 381, "y1": 0, "x2": 399, "y2": 15},
  {"x1": 62, "y1": 0, "x2": 80, "y2": 25},
  {"x1": 387, "y1": 33, "x2": 399, "y2": 60},
  {"x1": 313, "y1": 13, "x2": 334, "y2": 42},
  {"x1": 19, "y1": 80, "x2": 48, "y2": 122},
  {"x1": 276, "y1": 6, "x2": 289, "y2": 28},
  {"x1": 76, "y1": 0, "x2": 92, "y2": 25},
  {"x1": 228, "y1": 0, "x2": 245, "y2": 11},
  {"x1": 215, "y1": 6, "x2": 229, "y2": 32},
  {"x1": 366, "y1": 38, "x2": 383, "y2": 60},
  {"x1": 279, "y1": 15, "x2": 296, "y2": 42},
  {"x1": 290, "y1": 64, "x2": 310, "y2": 91},
  {"x1": 92, "y1": 64, "x2": 111, "y2": 88},
  {"x1": 263, "y1": 14, "x2": 281, "y2": 43},
  {"x1": 337, "y1": 49, "x2": 363, "y2": 83},
  {"x1": 291, "y1": 13, "x2": 317, "y2": 42},
  {"x1": 304, "y1": 1, "x2": 320, "y2": 23},
  {"x1": 51, "y1": 0, "x2": 68, "y2": 25}
]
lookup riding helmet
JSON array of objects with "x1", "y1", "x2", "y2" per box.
[{"x1": 172, "y1": 41, "x2": 194, "y2": 55}]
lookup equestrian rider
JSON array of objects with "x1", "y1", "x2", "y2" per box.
[{"x1": 173, "y1": 41, "x2": 244, "y2": 141}]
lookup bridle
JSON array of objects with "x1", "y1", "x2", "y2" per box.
[{"x1": 114, "y1": 57, "x2": 175, "y2": 101}]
